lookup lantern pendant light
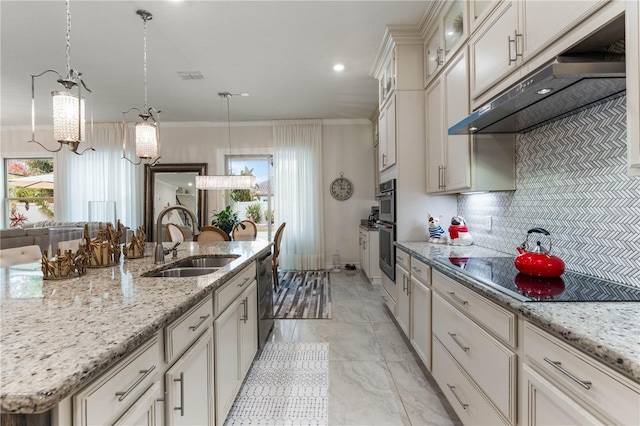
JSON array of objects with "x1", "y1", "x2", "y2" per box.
[
  {"x1": 29, "y1": 0, "x2": 95, "y2": 155},
  {"x1": 122, "y1": 9, "x2": 161, "y2": 166}
]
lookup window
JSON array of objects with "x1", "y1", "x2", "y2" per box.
[
  {"x1": 227, "y1": 155, "x2": 274, "y2": 240},
  {"x1": 5, "y1": 158, "x2": 54, "y2": 228}
]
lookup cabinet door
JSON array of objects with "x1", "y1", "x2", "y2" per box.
[
  {"x1": 520, "y1": 0, "x2": 608, "y2": 62},
  {"x1": 521, "y1": 364, "x2": 603, "y2": 426},
  {"x1": 425, "y1": 27, "x2": 442, "y2": 83},
  {"x1": 395, "y1": 265, "x2": 410, "y2": 337},
  {"x1": 425, "y1": 81, "x2": 444, "y2": 193},
  {"x1": 469, "y1": 0, "x2": 518, "y2": 98},
  {"x1": 361, "y1": 233, "x2": 370, "y2": 278},
  {"x1": 239, "y1": 281, "x2": 258, "y2": 378},
  {"x1": 165, "y1": 328, "x2": 214, "y2": 426},
  {"x1": 443, "y1": 0, "x2": 466, "y2": 61},
  {"x1": 378, "y1": 107, "x2": 388, "y2": 172},
  {"x1": 214, "y1": 300, "x2": 241, "y2": 425},
  {"x1": 384, "y1": 96, "x2": 397, "y2": 170},
  {"x1": 114, "y1": 382, "x2": 164, "y2": 426},
  {"x1": 410, "y1": 276, "x2": 432, "y2": 371},
  {"x1": 443, "y1": 50, "x2": 471, "y2": 192}
]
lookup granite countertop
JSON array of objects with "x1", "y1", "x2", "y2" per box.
[
  {"x1": 396, "y1": 241, "x2": 640, "y2": 385},
  {"x1": 0, "y1": 240, "x2": 271, "y2": 414}
]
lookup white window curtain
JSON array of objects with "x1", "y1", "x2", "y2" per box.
[
  {"x1": 273, "y1": 119, "x2": 324, "y2": 270},
  {"x1": 55, "y1": 123, "x2": 143, "y2": 228}
]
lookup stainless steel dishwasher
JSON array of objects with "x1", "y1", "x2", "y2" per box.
[{"x1": 256, "y1": 250, "x2": 274, "y2": 348}]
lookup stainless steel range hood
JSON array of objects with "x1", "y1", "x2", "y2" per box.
[{"x1": 448, "y1": 58, "x2": 626, "y2": 135}]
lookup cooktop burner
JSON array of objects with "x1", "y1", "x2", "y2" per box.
[{"x1": 433, "y1": 256, "x2": 640, "y2": 302}]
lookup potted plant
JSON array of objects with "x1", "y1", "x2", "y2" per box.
[{"x1": 211, "y1": 205, "x2": 244, "y2": 237}]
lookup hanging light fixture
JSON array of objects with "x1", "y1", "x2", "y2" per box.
[
  {"x1": 122, "y1": 9, "x2": 161, "y2": 166},
  {"x1": 29, "y1": 0, "x2": 94, "y2": 155},
  {"x1": 195, "y1": 92, "x2": 256, "y2": 190}
]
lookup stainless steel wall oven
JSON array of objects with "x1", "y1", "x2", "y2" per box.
[{"x1": 376, "y1": 179, "x2": 396, "y2": 281}]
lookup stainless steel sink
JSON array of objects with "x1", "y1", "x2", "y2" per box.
[
  {"x1": 143, "y1": 267, "x2": 218, "y2": 278},
  {"x1": 176, "y1": 255, "x2": 240, "y2": 268}
]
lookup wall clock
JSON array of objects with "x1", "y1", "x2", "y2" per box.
[{"x1": 330, "y1": 173, "x2": 353, "y2": 201}]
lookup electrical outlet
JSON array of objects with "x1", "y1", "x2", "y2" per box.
[{"x1": 476, "y1": 215, "x2": 492, "y2": 232}]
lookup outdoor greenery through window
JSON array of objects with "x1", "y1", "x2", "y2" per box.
[{"x1": 5, "y1": 158, "x2": 54, "y2": 228}]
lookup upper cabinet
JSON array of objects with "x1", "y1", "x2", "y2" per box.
[
  {"x1": 372, "y1": 28, "x2": 424, "y2": 173},
  {"x1": 469, "y1": 0, "x2": 609, "y2": 100},
  {"x1": 424, "y1": 0, "x2": 468, "y2": 87},
  {"x1": 426, "y1": 48, "x2": 515, "y2": 194}
]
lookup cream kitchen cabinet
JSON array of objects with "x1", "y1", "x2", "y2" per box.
[
  {"x1": 522, "y1": 322, "x2": 640, "y2": 426},
  {"x1": 424, "y1": 0, "x2": 467, "y2": 87},
  {"x1": 469, "y1": 0, "x2": 497, "y2": 33},
  {"x1": 395, "y1": 261, "x2": 411, "y2": 336},
  {"x1": 359, "y1": 226, "x2": 381, "y2": 284},
  {"x1": 432, "y1": 270, "x2": 517, "y2": 425},
  {"x1": 378, "y1": 50, "x2": 395, "y2": 106},
  {"x1": 426, "y1": 48, "x2": 515, "y2": 194},
  {"x1": 409, "y1": 256, "x2": 431, "y2": 371},
  {"x1": 628, "y1": 0, "x2": 640, "y2": 176},
  {"x1": 378, "y1": 94, "x2": 397, "y2": 171},
  {"x1": 165, "y1": 328, "x2": 214, "y2": 426},
  {"x1": 73, "y1": 335, "x2": 163, "y2": 426},
  {"x1": 113, "y1": 382, "x2": 164, "y2": 426},
  {"x1": 214, "y1": 273, "x2": 258, "y2": 426},
  {"x1": 469, "y1": 0, "x2": 608, "y2": 100}
]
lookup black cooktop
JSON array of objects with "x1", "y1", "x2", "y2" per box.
[{"x1": 433, "y1": 256, "x2": 640, "y2": 302}]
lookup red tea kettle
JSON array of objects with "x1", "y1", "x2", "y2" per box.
[{"x1": 515, "y1": 228, "x2": 565, "y2": 277}]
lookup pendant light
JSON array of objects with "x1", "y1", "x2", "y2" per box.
[
  {"x1": 195, "y1": 92, "x2": 256, "y2": 190},
  {"x1": 29, "y1": 0, "x2": 94, "y2": 155},
  {"x1": 122, "y1": 9, "x2": 161, "y2": 166}
]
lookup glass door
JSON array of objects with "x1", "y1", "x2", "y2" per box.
[{"x1": 227, "y1": 155, "x2": 274, "y2": 241}]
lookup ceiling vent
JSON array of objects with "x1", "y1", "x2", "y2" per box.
[{"x1": 177, "y1": 71, "x2": 204, "y2": 80}]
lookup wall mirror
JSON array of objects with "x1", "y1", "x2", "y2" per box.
[{"x1": 144, "y1": 163, "x2": 207, "y2": 242}]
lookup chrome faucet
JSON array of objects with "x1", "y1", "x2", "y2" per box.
[{"x1": 155, "y1": 205, "x2": 202, "y2": 264}]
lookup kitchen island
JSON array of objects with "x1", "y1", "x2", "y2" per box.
[
  {"x1": 0, "y1": 240, "x2": 271, "y2": 417},
  {"x1": 396, "y1": 241, "x2": 639, "y2": 384}
]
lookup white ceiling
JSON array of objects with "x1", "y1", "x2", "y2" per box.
[{"x1": 1, "y1": 1, "x2": 431, "y2": 127}]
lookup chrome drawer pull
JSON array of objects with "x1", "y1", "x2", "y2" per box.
[
  {"x1": 446, "y1": 291, "x2": 468, "y2": 305},
  {"x1": 189, "y1": 314, "x2": 211, "y2": 331},
  {"x1": 237, "y1": 277, "x2": 251, "y2": 287},
  {"x1": 448, "y1": 332, "x2": 470, "y2": 352},
  {"x1": 243, "y1": 297, "x2": 249, "y2": 323},
  {"x1": 240, "y1": 299, "x2": 247, "y2": 323},
  {"x1": 174, "y1": 371, "x2": 185, "y2": 416},
  {"x1": 115, "y1": 365, "x2": 156, "y2": 401},
  {"x1": 447, "y1": 384, "x2": 468, "y2": 410},
  {"x1": 411, "y1": 266, "x2": 422, "y2": 273},
  {"x1": 543, "y1": 357, "x2": 592, "y2": 390}
]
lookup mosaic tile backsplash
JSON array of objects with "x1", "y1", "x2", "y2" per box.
[{"x1": 458, "y1": 96, "x2": 640, "y2": 287}]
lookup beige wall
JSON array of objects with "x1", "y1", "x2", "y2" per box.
[{"x1": 2, "y1": 120, "x2": 375, "y2": 266}]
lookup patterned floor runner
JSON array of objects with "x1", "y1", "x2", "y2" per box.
[
  {"x1": 273, "y1": 271, "x2": 332, "y2": 319},
  {"x1": 224, "y1": 342, "x2": 329, "y2": 425}
]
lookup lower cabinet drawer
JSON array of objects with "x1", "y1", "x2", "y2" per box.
[
  {"x1": 165, "y1": 293, "x2": 213, "y2": 363},
  {"x1": 409, "y1": 256, "x2": 431, "y2": 285},
  {"x1": 215, "y1": 263, "x2": 256, "y2": 316},
  {"x1": 433, "y1": 293, "x2": 516, "y2": 423},
  {"x1": 433, "y1": 270, "x2": 516, "y2": 347},
  {"x1": 524, "y1": 322, "x2": 640, "y2": 426},
  {"x1": 73, "y1": 334, "x2": 162, "y2": 426},
  {"x1": 432, "y1": 337, "x2": 510, "y2": 426}
]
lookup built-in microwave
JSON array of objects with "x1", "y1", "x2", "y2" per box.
[{"x1": 376, "y1": 179, "x2": 396, "y2": 224}]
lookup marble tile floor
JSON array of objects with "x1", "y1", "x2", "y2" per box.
[{"x1": 264, "y1": 270, "x2": 462, "y2": 426}]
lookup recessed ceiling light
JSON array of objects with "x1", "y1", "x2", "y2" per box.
[
  {"x1": 537, "y1": 88, "x2": 553, "y2": 95},
  {"x1": 333, "y1": 64, "x2": 345, "y2": 72},
  {"x1": 469, "y1": 127, "x2": 478, "y2": 131}
]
